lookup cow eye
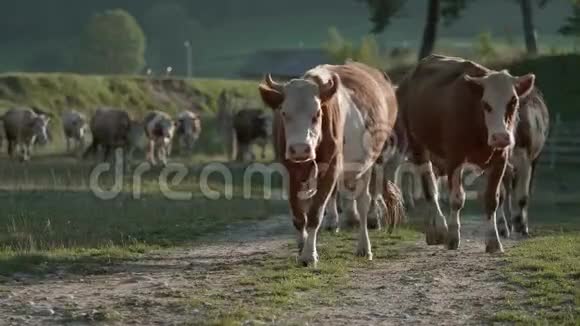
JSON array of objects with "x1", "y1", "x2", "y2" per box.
[
  {"x1": 483, "y1": 102, "x2": 492, "y2": 113},
  {"x1": 312, "y1": 110, "x2": 321, "y2": 124},
  {"x1": 508, "y1": 96, "x2": 517, "y2": 108}
]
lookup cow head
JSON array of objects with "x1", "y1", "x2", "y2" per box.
[
  {"x1": 72, "y1": 117, "x2": 87, "y2": 140},
  {"x1": 30, "y1": 115, "x2": 51, "y2": 145},
  {"x1": 259, "y1": 74, "x2": 339, "y2": 162},
  {"x1": 464, "y1": 70, "x2": 535, "y2": 149},
  {"x1": 158, "y1": 119, "x2": 175, "y2": 146},
  {"x1": 176, "y1": 115, "x2": 201, "y2": 149}
]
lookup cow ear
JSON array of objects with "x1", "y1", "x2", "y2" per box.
[
  {"x1": 464, "y1": 74, "x2": 484, "y2": 98},
  {"x1": 514, "y1": 73, "x2": 535, "y2": 98},
  {"x1": 319, "y1": 73, "x2": 339, "y2": 102},
  {"x1": 259, "y1": 84, "x2": 284, "y2": 110}
]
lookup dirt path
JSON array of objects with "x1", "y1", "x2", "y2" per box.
[
  {"x1": 0, "y1": 215, "x2": 517, "y2": 326},
  {"x1": 300, "y1": 226, "x2": 515, "y2": 325}
]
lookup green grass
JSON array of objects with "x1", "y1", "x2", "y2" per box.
[
  {"x1": 494, "y1": 233, "x2": 580, "y2": 325},
  {"x1": 0, "y1": 159, "x2": 288, "y2": 276},
  {"x1": 184, "y1": 228, "x2": 420, "y2": 325}
]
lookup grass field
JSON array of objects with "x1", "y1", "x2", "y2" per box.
[{"x1": 0, "y1": 54, "x2": 579, "y2": 323}]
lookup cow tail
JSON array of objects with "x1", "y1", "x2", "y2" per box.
[{"x1": 383, "y1": 179, "x2": 406, "y2": 234}]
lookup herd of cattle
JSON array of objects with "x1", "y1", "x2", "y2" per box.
[
  {"x1": 259, "y1": 55, "x2": 549, "y2": 267},
  {"x1": 0, "y1": 93, "x2": 272, "y2": 165},
  {"x1": 0, "y1": 54, "x2": 549, "y2": 267}
]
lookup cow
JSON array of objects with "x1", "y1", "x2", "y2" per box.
[
  {"x1": 143, "y1": 111, "x2": 175, "y2": 166},
  {"x1": 83, "y1": 108, "x2": 140, "y2": 164},
  {"x1": 173, "y1": 110, "x2": 201, "y2": 155},
  {"x1": 259, "y1": 60, "x2": 403, "y2": 266},
  {"x1": 500, "y1": 88, "x2": 549, "y2": 237},
  {"x1": 232, "y1": 108, "x2": 272, "y2": 161},
  {"x1": 1, "y1": 107, "x2": 51, "y2": 161},
  {"x1": 217, "y1": 90, "x2": 236, "y2": 160},
  {"x1": 61, "y1": 110, "x2": 88, "y2": 155},
  {"x1": 397, "y1": 54, "x2": 537, "y2": 253}
]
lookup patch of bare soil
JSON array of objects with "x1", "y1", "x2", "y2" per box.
[
  {"x1": 0, "y1": 215, "x2": 517, "y2": 326},
  {"x1": 295, "y1": 221, "x2": 518, "y2": 326}
]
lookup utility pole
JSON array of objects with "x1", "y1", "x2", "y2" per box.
[{"x1": 184, "y1": 40, "x2": 192, "y2": 78}]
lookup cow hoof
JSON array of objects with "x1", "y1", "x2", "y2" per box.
[
  {"x1": 367, "y1": 218, "x2": 380, "y2": 230},
  {"x1": 485, "y1": 240, "x2": 504, "y2": 254},
  {"x1": 426, "y1": 225, "x2": 446, "y2": 245},
  {"x1": 297, "y1": 252, "x2": 318, "y2": 267},
  {"x1": 355, "y1": 248, "x2": 373, "y2": 260},
  {"x1": 498, "y1": 226, "x2": 510, "y2": 239},
  {"x1": 446, "y1": 237, "x2": 460, "y2": 250},
  {"x1": 446, "y1": 225, "x2": 460, "y2": 250}
]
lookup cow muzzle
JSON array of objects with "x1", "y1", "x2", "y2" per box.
[
  {"x1": 286, "y1": 143, "x2": 315, "y2": 163},
  {"x1": 488, "y1": 132, "x2": 513, "y2": 149}
]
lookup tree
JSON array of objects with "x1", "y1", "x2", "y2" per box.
[
  {"x1": 324, "y1": 27, "x2": 354, "y2": 64},
  {"x1": 357, "y1": 35, "x2": 383, "y2": 67},
  {"x1": 360, "y1": 0, "x2": 472, "y2": 60},
  {"x1": 78, "y1": 9, "x2": 146, "y2": 74},
  {"x1": 559, "y1": 1, "x2": 580, "y2": 39}
]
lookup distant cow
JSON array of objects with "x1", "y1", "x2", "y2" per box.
[
  {"x1": 83, "y1": 108, "x2": 140, "y2": 164},
  {"x1": 259, "y1": 61, "x2": 403, "y2": 266},
  {"x1": 501, "y1": 88, "x2": 549, "y2": 237},
  {"x1": 143, "y1": 111, "x2": 175, "y2": 166},
  {"x1": 61, "y1": 110, "x2": 88, "y2": 154},
  {"x1": 173, "y1": 110, "x2": 201, "y2": 155},
  {"x1": 1, "y1": 107, "x2": 51, "y2": 161},
  {"x1": 397, "y1": 54, "x2": 537, "y2": 253},
  {"x1": 232, "y1": 108, "x2": 272, "y2": 161}
]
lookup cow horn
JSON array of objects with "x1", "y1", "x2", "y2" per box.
[
  {"x1": 319, "y1": 73, "x2": 339, "y2": 101},
  {"x1": 265, "y1": 74, "x2": 284, "y2": 93}
]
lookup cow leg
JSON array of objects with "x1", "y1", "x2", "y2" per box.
[
  {"x1": 368, "y1": 195, "x2": 387, "y2": 230},
  {"x1": 322, "y1": 187, "x2": 340, "y2": 233},
  {"x1": 416, "y1": 161, "x2": 448, "y2": 245},
  {"x1": 299, "y1": 160, "x2": 339, "y2": 267},
  {"x1": 7, "y1": 140, "x2": 15, "y2": 158},
  {"x1": 341, "y1": 198, "x2": 359, "y2": 229},
  {"x1": 146, "y1": 139, "x2": 156, "y2": 165},
  {"x1": 353, "y1": 169, "x2": 374, "y2": 259},
  {"x1": 447, "y1": 164, "x2": 465, "y2": 250},
  {"x1": 497, "y1": 178, "x2": 511, "y2": 238},
  {"x1": 367, "y1": 163, "x2": 385, "y2": 230},
  {"x1": 511, "y1": 148, "x2": 531, "y2": 236},
  {"x1": 483, "y1": 157, "x2": 507, "y2": 253},
  {"x1": 66, "y1": 137, "x2": 71, "y2": 153}
]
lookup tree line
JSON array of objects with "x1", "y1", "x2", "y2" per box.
[
  {"x1": 359, "y1": 0, "x2": 579, "y2": 60},
  {"x1": 69, "y1": 1, "x2": 580, "y2": 75}
]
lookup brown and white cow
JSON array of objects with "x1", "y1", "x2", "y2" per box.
[
  {"x1": 397, "y1": 54, "x2": 536, "y2": 253},
  {"x1": 143, "y1": 111, "x2": 175, "y2": 166},
  {"x1": 500, "y1": 88, "x2": 549, "y2": 237},
  {"x1": 1, "y1": 107, "x2": 51, "y2": 161},
  {"x1": 174, "y1": 110, "x2": 201, "y2": 155},
  {"x1": 259, "y1": 61, "x2": 403, "y2": 266},
  {"x1": 62, "y1": 110, "x2": 88, "y2": 155},
  {"x1": 232, "y1": 108, "x2": 272, "y2": 161}
]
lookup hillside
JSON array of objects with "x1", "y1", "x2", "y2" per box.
[
  {"x1": 0, "y1": 54, "x2": 577, "y2": 149},
  {"x1": 0, "y1": 74, "x2": 261, "y2": 155}
]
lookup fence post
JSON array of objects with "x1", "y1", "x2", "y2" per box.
[{"x1": 549, "y1": 113, "x2": 561, "y2": 170}]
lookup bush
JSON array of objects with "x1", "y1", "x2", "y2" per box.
[
  {"x1": 77, "y1": 9, "x2": 147, "y2": 75},
  {"x1": 474, "y1": 31, "x2": 498, "y2": 62},
  {"x1": 324, "y1": 27, "x2": 383, "y2": 68}
]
